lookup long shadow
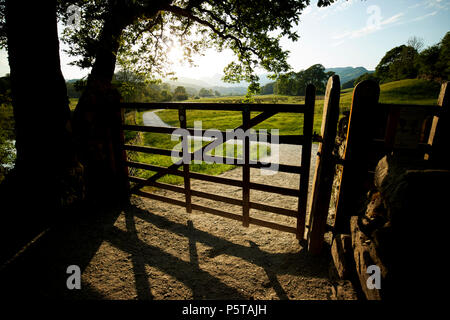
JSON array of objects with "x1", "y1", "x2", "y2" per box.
[
  {"x1": 105, "y1": 222, "x2": 247, "y2": 299},
  {"x1": 0, "y1": 200, "x2": 331, "y2": 299},
  {"x1": 248, "y1": 241, "x2": 288, "y2": 300},
  {"x1": 130, "y1": 204, "x2": 330, "y2": 279},
  {"x1": 118, "y1": 202, "x2": 330, "y2": 299},
  {"x1": 187, "y1": 220, "x2": 202, "y2": 299},
  {"x1": 125, "y1": 209, "x2": 154, "y2": 300},
  {"x1": 0, "y1": 203, "x2": 124, "y2": 299}
]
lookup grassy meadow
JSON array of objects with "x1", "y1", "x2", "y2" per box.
[{"x1": 117, "y1": 78, "x2": 442, "y2": 186}]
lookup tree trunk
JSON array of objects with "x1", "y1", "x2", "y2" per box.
[
  {"x1": 4, "y1": 0, "x2": 81, "y2": 213},
  {"x1": 72, "y1": 3, "x2": 134, "y2": 204},
  {"x1": 72, "y1": 2, "x2": 166, "y2": 204}
]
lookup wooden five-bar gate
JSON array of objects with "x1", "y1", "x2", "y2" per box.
[{"x1": 120, "y1": 84, "x2": 317, "y2": 240}]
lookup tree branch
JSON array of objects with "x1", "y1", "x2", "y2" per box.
[{"x1": 163, "y1": 4, "x2": 258, "y2": 57}]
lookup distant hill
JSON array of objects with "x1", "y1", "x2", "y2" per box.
[
  {"x1": 325, "y1": 67, "x2": 374, "y2": 84},
  {"x1": 66, "y1": 66, "x2": 375, "y2": 96},
  {"x1": 167, "y1": 76, "x2": 247, "y2": 96}
]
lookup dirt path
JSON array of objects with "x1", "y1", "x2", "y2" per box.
[{"x1": 143, "y1": 110, "x2": 172, "y2": 127}]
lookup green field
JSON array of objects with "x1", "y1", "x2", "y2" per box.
[
  {"x1": 123, "y1": 78, "x2": 443, "y2": 186},
  {"x1": 157, "y1": 79, "x2": 441, "y2": 136},
  {"x1": 125, "y1": 110, "x2": 270, "y2": 186}
]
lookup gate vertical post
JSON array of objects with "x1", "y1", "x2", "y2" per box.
[
  {"x1": 242, "y1": 107, "x2": 250, "y2": 227},
  {"x1": 334, "y1": 80, "x2": 380, "y2": 234},
  {"x1": 297, "y1": 84, "x2": 315, "y2": 240},
  {"x1": 179, "y1": 107, "x2": 192, "y2": 213},
  {"x1": 119, "y1": 107, "x2": 131, "y2": 198},
  {"x1": 307, "y1": 75, "x2": 340, "y2": 254},
  {"x1": 427, "y1": 81, "x2": 450, "y2": 168}
]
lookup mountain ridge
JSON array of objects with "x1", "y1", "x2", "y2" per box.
[{"x1": 66, "y1": 66, "x2": 374, "y2": 95}]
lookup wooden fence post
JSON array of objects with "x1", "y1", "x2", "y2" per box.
[
  {"x1": 119, "y1": 108, "x2": 131, "y2": 198},
  {"x1": 334, "y1": 80, "x2": 380, "y2": 234},
  {"x1": 297, "y1": 84, "x2": 315, "y2": 240},
  {"x1": 242, "y1": 107, "x2": 250, "y2": 227},
  {"x1": 307, "y1": 75, "x2": 340, "y2": 254},
  {"x1": 179, "y1": 107, "x2": 192, "y2": 213},
  {"x1": 427, "y1": 81, "x2": 450, "y2": 168}
]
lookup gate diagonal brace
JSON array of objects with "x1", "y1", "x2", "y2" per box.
[{"x1": 129, "y1": 110, "x2": 279, "y2": 193}]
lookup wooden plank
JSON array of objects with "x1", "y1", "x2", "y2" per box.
[
  {"x1": 248, "y1": 110, "x2": 278, "y2": 128},
  {"x1": 307, "y1": 75, "x2": 341, "y2": 254},
  {"x1": 120, "y1": 108, "x2": 131, "y2": 196},
  {"x1": 427, "y1": 82, "x2": 450, "y2": 167},
  {"x1": 123, "y1": 124, "x2": 175, "y2": 134},
  {"x1": 189, "y1": 171, "x2": 243, "y2": 187},
  {"x1": 130, "y1": 175, "x2": 242, "y2": 206},
  {"x1": 126, "y1": 161, "x2": 184, "y2": 176},
  {"x1": 379, "y1": 103, "x2": 440, "y2": 115},
  {"x1": 334, "y1": 80, "x2": 381, "y2": 234},
  {"x1": 179, "y1": 107, "x2": 192, "y2": 213},
  {"x1": 130, "y1": 176, "x2": 296, "y2": 218},
  {"x1": 191, "y1": 189, "x2": 243, "y2": 206},
  {"x1": 253, "y1": 163, "x2": 302, "y2": 174},
  {"x1": 242, "y1": 108, "x2": 250, "y2": 227},
  {"x1": 203, "y1": 156, "x2": 302, "y2": 174},
  {"x1": 130, "y1": 106, "x2": 285, "y2": 193},
  {"x1": 248, "y1": 217, "x2": 297, "y2": 234},
  {"x1": 125, "y1": 124, "x2": 305, "y2": 146},
  {"x1": 191, "y1": 203, "x2": 243, "y2": 222},
  {"x1": 120, "y1": 102, "x2": 308, "y2": 113},
  {"x1": 278, "y1": 135, "x2": 306, "y2": 145},
  {"x1": 134, "y1": 188, "x2": 297, "y2": 235},
  {"x1": 249, "y1": 181, "x2": 299, "y2": 197},
  {"x1": 133, "y1": 190, "x2": 186, "y2": 208},
  {"x1": 128, "y1": 176, "x2": 184, "y2": 193},
  {"x1": 124, "y1": 144, "x2": 175, "y2": 157},
  {"x1": 297, "y1": 84, "x2": 315, "y2": 240},
  {"x1": 249, "y1": 202, "x2": 298, "y2": 217}
]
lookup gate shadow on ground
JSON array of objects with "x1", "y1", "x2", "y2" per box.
[
  {"x1": 0, "y1": 201, "x2": 331, "y2": 300},
  {"x1": 104, "y1": 203, "x2": 331, "y2": 300}
]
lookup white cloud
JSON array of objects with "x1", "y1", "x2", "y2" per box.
[
  {"x1": 411, "y1": 10, "x2": 438, "y2": 21},
  {"x1": 336, "y1": 12, "x2": 405, "y2": 40},
  {"x1": 408, "y1": 3, "x2": 422, "y2": 9},
  {"x1": 425, "y1": 0, "x2": 450, "y2": 10},
  {"x1": 380, "y1": 13, "x2": 405, "y2": 26}
]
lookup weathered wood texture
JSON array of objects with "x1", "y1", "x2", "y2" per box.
[
  {"x1": 427, "y1": 81, "x2": 450, "y2": 167},
  {"x1": 330, "y1": 233, "x2": 353, "y2": 280},
  {"x1": 242, "y1": 108, "x2": 250, "y2": 227},
  {"x1": 307, "y1": 75, "x2": 340, "y2": 253},
  {"x1": 122, "y1": 85, "x2": 317, "y2": 238},
  {"x1": 297, "y1": 84, "x2": 315, "y2": 240},
  {"x1": 178, "y1": 107, "x2": 192, "y2": 213},
  {"x1": 334, "y1": 80, "x2": 380, "y2": 234},
  {"x1": 121, "y1": 102, "x2": 308, "y2": 113}
]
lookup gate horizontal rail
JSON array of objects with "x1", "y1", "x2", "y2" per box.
[
  {"x1": 121, "y1": 91, "x2": 315, "y2": 239},
  {"x1": 121, "y1": 102, "x2": 309, "y2": 113},
  {"x1": 123, "y1": 124, "x2": 307, "y2": 145},
  {"x1": 126, "y1": 160, "x2": 301, "y2": 196}
]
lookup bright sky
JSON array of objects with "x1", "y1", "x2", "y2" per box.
[{"x1": 0, "y1": 0, "x2": 449, "y2": 80}]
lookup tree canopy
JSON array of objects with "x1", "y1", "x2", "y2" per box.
[
  {"x1": 274, "y1": 64, "x2": 334, "y2": 95},
  {"x1": 51, "y1": 0, "x2": 337, "y2": 92},
  {"x1": 372, "y1": 32, "x2": 449, "y2": 84},
  {"x1": 375, "y1": 45, "x2": 418, "y2": 82}
]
